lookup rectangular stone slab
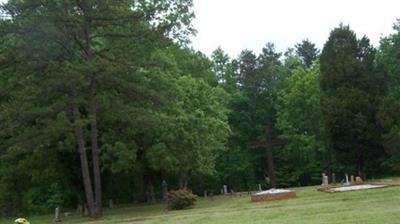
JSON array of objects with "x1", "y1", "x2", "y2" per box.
[
  {"x1": 331, "y1": 184, "x2": 387, "y2": 192},
  {"x1": 251, "y1": 189, "x2": 296, "y2": 202}
]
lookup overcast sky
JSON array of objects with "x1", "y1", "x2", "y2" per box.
[
  {"x1": 191, "y1": 0, "x2": 400, "y2": 57},
  {"x1": 1, "y1": 0, "x2": 399, "y2": 58}
]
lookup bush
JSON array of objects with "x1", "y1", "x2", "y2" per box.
[{"x1": 166, "y1": 189, "x2": 197, "y2": 210}]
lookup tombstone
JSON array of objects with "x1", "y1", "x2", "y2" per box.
[
  {"x1": 258, "y1": 184, "x2": 262, "y2": 192},
  {"x1": 322, "y1": 175, "x2": 329, "y2": 191},
  {"x1": 332, "y1": 173, "x2": 336, "y2": 185},
  {"x1": 350, "y1": 175, "x2": 355, "y2": 183},
  {"x1": 204, "y1": 190, "x2": 208, "y2": 198},
  {"x1": 162, "y1": 180, "x2": 168, "y2": 202},
  {"x1": 223, "y1": 185, "x2": 228, "y2": 194},
  {"x1": 344, "y1": 174, "x2": 351, "y2": 186},
  {"x1": 355, "y1": 176, "x2": 364, "y2": 185},
  {"x1": 109, "y1": 199, "x2": 114, "y2": 209},
  {"x1": 53, "y1": 207, "x2": 61, "y2": 223},
  {"x1": 321, "y1": 173, "x2": 326, "y2": 185},
  {"x1": 76, "y1": 204, "x2": 83, "y2": 215},
  {"x1": 84, "y1": 205, "x2": 89, "y2": 216},
  {"x1": 220, "y1": 188, "x2": 224, "y2": 195}
]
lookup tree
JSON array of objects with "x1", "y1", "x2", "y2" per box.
[
  {"x1": 0, "y1": 0, "x2": 194, "y2": 218},
  {"x1": 376, "y1": 19, "x2": 400, "y2": 172},
  {"x1": 295, "y1": 39, "x2": 319, "y2": 68},
  {"x1": 149, "y1": 76, "x2": 230, "y2": 188},
  {"x1": 211, "y1": 47, "x2": 239, "y2": 93},
  {"x1": 276, "y1": 64, "x2": 326, "y2": 185},
  {"x1": 320, "y1": 25, "x2": 385, "y2": 178}
]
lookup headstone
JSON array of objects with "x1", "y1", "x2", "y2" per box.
[
  {"x1": 322, "y1": 175, "x2": 329, "y2": 190},
  {"x1": 204, "y1": 190, "x2": 208, "y2": 198},
  {"x1": 109, "y1": 199, "x2": 114, "y2": 209},
  {"x1": 350, "y1": 175, "x2": 355, "y2": 183},
  {"x1": 162, "y1": 180, "x2": 168, "y2": 201},
  {"x1": 321, "y1": 173, "x2": 326, "y2": 185},
  {"x1": 355, "y1": 176, "x2": 364, "y2": 185},
  {"x1": 53, "y1": 207, "x2": 61, "y2": 223},
  {"x1": 84, "y1": 205, "x2": 88, "y2": 216},
  {"x1": 332, "y1": 173, "x2": 336, "y2": 185},
  {"x1": 223, "y1": 185, "x2": 228, "y2": 194},
  {"x1": 76, "y1": 204, "x2": 83, "y2": 215},
  {"x1": 258, "y1": 184, "x2": 262, "y2": 191},
  {"x1": 344, "y1": 174, "x2": 350, "y2": 186},
  {"x1": 220, "y1": 188, "x2": 224, "y2": 194}
]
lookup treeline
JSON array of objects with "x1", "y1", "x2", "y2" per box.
[{"x1": 1, "y1": 0, "x2": 400, "y2": 218}]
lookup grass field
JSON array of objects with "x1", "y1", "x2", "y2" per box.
[{"x1": 2, "y1": 178, "x2": 400, "y2": 224}]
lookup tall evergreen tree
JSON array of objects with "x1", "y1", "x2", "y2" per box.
[
  {"x1": 320, "y1": 25, "x2": 385, "y2": 177},
  {"x1": 295, "y1": 39, "x2": 319, "y2": 68}
]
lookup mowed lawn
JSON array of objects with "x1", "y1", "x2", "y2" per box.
[{"x1": 2, "y1": 179, "x2": 400, "y2": 224}]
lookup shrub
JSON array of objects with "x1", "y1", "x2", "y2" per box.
[{"x1": 166, "y1": 189, "x2": 197, "y2": 210}]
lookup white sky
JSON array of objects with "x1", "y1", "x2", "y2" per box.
[
  {"x1": 1, "y1": 0, "x2": 399, "y2": 58},
  {"x1": 191, "y1": 0, "x2": 400, "y2": 57}
]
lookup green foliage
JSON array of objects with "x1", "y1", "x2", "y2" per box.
[
  {"x1": 320, "y1": 24, "x2": 385, "y2": 176},
  {"x1": 295, "y1": 39, "x2": 319, "y2": 68},
  {"x1": 166, "y1": 189, "x2": 197, "y2": 210},
  {"x1": 276, "y1": 64, "x2": 326, "y2": 185}
]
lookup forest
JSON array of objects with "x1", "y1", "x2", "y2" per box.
[{"x1": 1, "y1": 0, "x2": 400, "y2": 219}]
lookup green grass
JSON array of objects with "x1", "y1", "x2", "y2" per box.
[{"x1": 2, "y1": 178, "x2": 400, "y2": 224}]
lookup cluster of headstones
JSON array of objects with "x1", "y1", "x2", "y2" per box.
[{"x1": 321, "y1": 173, "x2": 364, "y2": 190}]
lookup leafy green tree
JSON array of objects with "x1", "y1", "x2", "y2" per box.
[
  {"x1": 150, "y1": 76, "x2": 230, "y2": 188},
  {"x1": 320, "y1": 25, "x2": 385, "y2": 177},
  {"x1": 211, "y1": 47, "x2": 239, "y2": 93},
  {"x1": 0, "y1": 0, "x2": 194, "y2": 217},
  {"x1": 276, "y1": 64, "x2": 326, "y2": 185},
  {"x1": 376, "y1": 19, "x2": 400, "y2": 172}
]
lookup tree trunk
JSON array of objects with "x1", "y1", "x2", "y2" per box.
[
  {"x1": 72, "y1": 103, "x2": 96, "y2": 217},
  {"x1": 89, "y1": 78, "x2": 102, "y2": 218}
]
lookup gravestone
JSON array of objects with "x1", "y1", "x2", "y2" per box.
[
  {"x1": 204, "y1": 190, "x2": 208, "y2": 198},
  {"x1": 321, "y1": 173, "x2": 326, "y2": 185},
  {"x1": 332, "y1": 173, "x2": 336, "y2": 185},
  {"x1": 223, "y1": 185, "x2": 228, "y2": 194},
  {"x1": 53, "y1": 207, "x2": 61, "y2": 223},
  {"x1": 322, "y1": 175, "x2": 329, "y2": 191},
  {"x1": 162, "y1": 180, "x2": 168, "y2": 201},
  {"x1": 350, "y1": 175, "x2": 355, "y2": 183},
  {"x1": 76, "y1": 204, "x2": 83, "y2": 215},
  {"x1": 258, "y1": 184, "x2": 262, "y2": 191},
  {"x1": 344, "y1": 174, "x2": 351, "y2": 186},
  {"x1": 355, "y1": 176, "x2": 364, "y2": 185}
]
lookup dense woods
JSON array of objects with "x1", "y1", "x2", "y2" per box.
[{"x1": 1, "y1": 0, "x2": 400, "y2": 218}]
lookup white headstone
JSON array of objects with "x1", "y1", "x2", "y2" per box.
[
  {"x1": 344, "y1": 174, "x2": 350, "y2": 186},
  {"x1": 258, "y1": 184, "x2": 262, "y2": 191},
  {"x1": 54, "y1": 207, "x2": 61, "y2": 222},
  {"x1": 323, "y1": 175, "x2": 329, "y2": 190},
  {"x1": 223, "y1": 185, "x2": 228, "y2": 194}
]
